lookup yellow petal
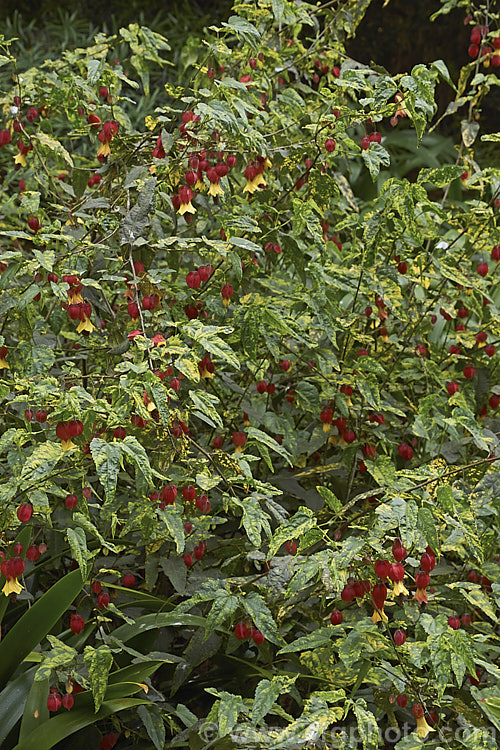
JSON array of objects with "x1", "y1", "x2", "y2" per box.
[
  {"x1": 200, "y1": 367, "x2": 215, "y2": 379},
  {"x1": 243, "y1": 174, "x2": 267, "y2": 194},
  {"x1": 14, "y1": 153, "x2": 27, "y2": 167},
  {"x1": 178, "y1": 201, "x2": 196, "y2": 215},
  {"x1": 76, "y1": 316, "x2": 96, "y2": 333},
  {"x1": 414, "y1": 588, "x2": 428, "y2": 604},
  {"x1": 322, "y1": 423, "x2": 331, "y2": 433},
  {"x1": 208, "y1": 182, "x2": 224, "y2": 197},
  {"x1": 391, "y1": 581, "x2": 409, "y2": 598},
  {"x1": 97, "y1": 142, "x2": 111, "y2": 158},
  {"x1": 2, "y1": 577, "x2": 23, "y2": 596},
  {"x1": 416, "y1": 716, "x2": 435, "y2": 738},
  {"x1": 0, "y1": 359, "x2": 10, "y2": 369},
  {"x1": 61, "y1": 439, "x2": 76, "y2": 451},
  {"x1": 371, "y1": 607, "x2": 388, "y2": 623}
]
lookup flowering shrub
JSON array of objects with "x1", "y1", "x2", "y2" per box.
[{"x1": 0, "y1": 0, "x2": 499, "y2": 748}]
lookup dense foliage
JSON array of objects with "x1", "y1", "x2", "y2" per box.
[{"x1": 0, "y1": 0, "x2": 499, "y2": 748}]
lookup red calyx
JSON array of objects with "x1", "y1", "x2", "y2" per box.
[
  {"x1": 393, "y1": 629, "x2": 406, "y2": 645},
  {"x1": 234, "y1": 622, "x2": 248, "y2": 640},
  {"x1": 17, "y1": 502, "x2": 33, "y2": 523},
  {"x1": 70, "y1": 614, "x2": 85, "y2": 634},
  {"x1": 374, "y1": 559, "x2": 391, "y2": 580},
  {"x1": 330, "y1": 609, "x2": 343, "y2": 625},
  {"x1": 371, "y1": 582, "x2": 387, "y2": 609}
]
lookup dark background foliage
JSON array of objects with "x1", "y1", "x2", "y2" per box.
[{"x1": 3, "y1": 0, "x2": 499, "y2": 143}]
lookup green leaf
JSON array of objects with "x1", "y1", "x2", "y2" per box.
[
  {"x1": 252, "y1": 675, "x2": 297, "y2": 725},
  {"x1": 72, "y1": 168, "x2": 91, "y2": 198},
  {"x1": 11, "y1": 698, "x2": 149, "y2": 750},
  {"x1": 417, "y1": 506, "x2": 439, "y2": 553},
  {"x1": 278, "y1": 628, "x2": 333, "y2": 654},
  {"x1": 294, "y1": 381, "x2": 319, "y2": 412},
  {"x1": 394, "y1": 735, "x2": 424, "y2": 750},
  {"x1": 431, "y1": 59, "x2": 457, "y2": 91},
  {"x1": 457, "y1": 585, "x2": 497, "y2": 622},
  {"x1": 66, "y1": 527, "x2": 89, "y2": 580},
  {"x1": 119, "y1": 177, "x2": 156, "y2": 245},
  {"x1": 453, "y1": 407, "x2": 490, "y2": 451},
  {"x1": 138, "y1": 703, "x2": 166, "y2": 750},
  {"x1": 161, "y1": 556, "x2": 187, "y2": 593},
  {"x1": 365, "y1": 455, "x2": 396, "y2": 487},
  {"x1": 471, "y1": 688, "x2": 500, "y2": 732},
  {"x1": 357, "y1": 376, "x2": 381, "y2": 411},
  {"x1": 206, "y1": 590, "x2": 239, "y2": 633},
  {"x1": 90, "y1": 438, "x2": 122, "y2": 503},
  {"x1": 0, "y1": 428, "x2": 25, "y2": 454},
  {"x1": 271, "y1": 0, "x2": 285, "y2": 24},
  {"x1": 216, "y1": 691, "x2": 247, "y2": 736},
  {"x1": 418, "y1": 165, "x2": 464, "y2": 187},
  {"x1": 149, "y1": 382, "x2": 170, "y2": 424},
  {"x1": 351, "y1": 699, "x2": 379, "y2": 749},
  {"x1": 461, "y1": 119, "x2": 479, "y2": 147},
  {"x1": 221, "y1": 16, "x2": 260, "y2": 50},
  {"x1": 0, "y1": 667, "x2": 40, "y2": 745},
  {"x1": 436, "y1": 485, "x2": 454, "y2": 512},
  {"x1": 0, "y1": 569, "x2": 84, "y2": 690},
  {"x1": 199, "y1": 335, "x2": 240, "y2": 371},
  {"x1": 232, "y1": 495, "x2": 272, "y2": 547},
  {"x1": 83, "y1": 645, "x2": 113, "y2": 712},
  {"x1": 272, "y1": 695, "x2": 342, "y2": 746},
  {"x1": 175, "y1": 353, "x2": 200, "y2": 381},
  {"x1": 158, "y1": 506, "x2": 185, "y2": 553},
  {"x1": 341, "y1": 0, "x2": 372, "y2": 35},
  {"x1": 335, "y1": 536, "x2": 365, "y2": 568},
  {"x1": 241, "y1": 592, "x2": 283, "y2": 645},
  {"x1": 361, "y1": 143, "x2": 391, "y2": 180},
  {"x1": 339, "y1": 630, "x2": 365, "y2": 669},
  {"x1": 111, "y1": 613, "x2": 211, "y2": 644},
  {"x1": 72, "y1": 512, "x2": 122, "y2": 554},
  {"x1": 316, "y1": 486, "x2": 342, "y2": 512},
  {"x1": 268, "y1": 507, "x2": 317, "y2": 557},
  {"x1": 20, "y1": 442, "x2": 65, "y2": 489},
  {"x1": 19, "y1": 674, "x2": 49, "y2": 740},
  {"x1": 189, "y1": 389, "x2": 223, "y2": 429},
  {"x1": 19, "y1": 191, "x2": 40, "y2": 214},
  {"x1": 247, "y1": 427, "x2": 293, "y2": 466},
  {"x1": 35, "y1": 636, "x2": 77, "y2": 681},
  {"x1": 34, "y1": 133, "x2": 74, "y2": 168},
  {"x1": 87, "y1": 58, "x2": 103, "y2": 84},
  {"x1": 229, "y1": 237, "x2": 262, "y2": 254},
  {"x1": 120, "y1": 436, "x2": 153, "y2": 489}
]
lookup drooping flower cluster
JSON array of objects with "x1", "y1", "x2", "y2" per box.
[
  {"x1": 67, "y1": 301, "x2": 95, "y2": 333},
  {"x1": 1, "y1": 555, "x2": 25, "y2": 596},
  {"x1": 96, "y1": 119, "x2": 119, "y2": 159},
  {"x1": 243, "y1": 155, "x2": 272, "y2": 194},
  {"x1": 56, "y1": 419, "x2": 83, "y2": 450},
  {"x1": 0, "y1": 346, "x2": 9, "y2": 369}
]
